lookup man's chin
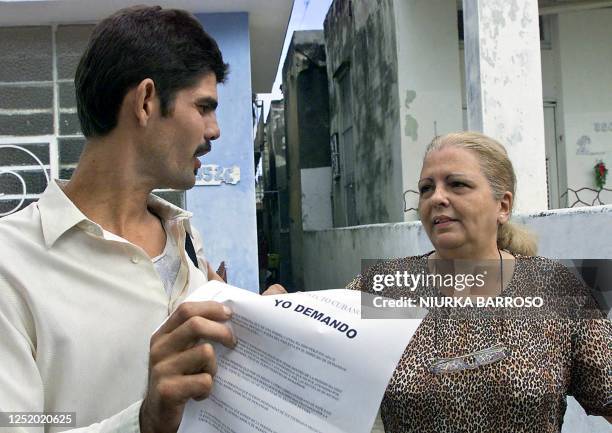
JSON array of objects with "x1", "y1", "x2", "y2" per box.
[
  {"x1": 160, "y1": 175, "x2": 196, "y2": 192},
  {"x1": 178, "y1": 177, "x2": 197, "y2": 191}
]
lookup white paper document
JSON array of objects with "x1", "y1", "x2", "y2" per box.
[{"x1": 177, "y1": 281, "x2": 422, "y2": 433}]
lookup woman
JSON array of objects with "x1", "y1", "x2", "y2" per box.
[{"x1": 348, "y1": 132, "x2": 611, "y2": 432}]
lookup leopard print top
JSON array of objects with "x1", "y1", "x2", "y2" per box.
[{"x1": 347, "y1": 254, "x2": 611, "y2": 433}]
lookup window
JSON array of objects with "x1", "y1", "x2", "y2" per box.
[{"x1": 0, "y1": 25, "x2": 185, "y2": 216}]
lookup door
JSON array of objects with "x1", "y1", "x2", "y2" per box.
[{"x1": 544, "y1": 104, "x2": 561, "y2": 209}]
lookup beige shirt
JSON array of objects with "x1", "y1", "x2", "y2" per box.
[{"x1": 0, "y1": 180, "x2": 210, "y2": 432}]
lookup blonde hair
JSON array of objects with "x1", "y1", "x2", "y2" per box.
[{"x1": 424, "y1": 131, "x2": 537, "y2": 256}]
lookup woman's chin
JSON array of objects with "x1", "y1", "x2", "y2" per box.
[{"x1": 431, "y1": 236, "x2": 465, "y2": 252}]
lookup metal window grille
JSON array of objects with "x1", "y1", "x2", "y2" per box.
[{"x1": 0, "y1": 24, "x2": 185, "y2": 216}]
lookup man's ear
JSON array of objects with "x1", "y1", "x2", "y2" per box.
[
  {"x1": 498, "y1": 191, "x2": 513, "y2": 225},
  {"x1": 133, "y1": 78, "x2": 157, "y2": 127}
]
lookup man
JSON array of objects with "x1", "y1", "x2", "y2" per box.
[{"x1": 0, "y1": 6, "x2": 281, "y2": 432}]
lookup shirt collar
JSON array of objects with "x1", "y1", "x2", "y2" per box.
[
  {"x1": 38, "y1": 179, "x2": 89, "y2": 248},
  {"x1": 146, "y1": 192, "x2": 194, "y2": 234},
  {"x1": 38, "y1": 179, "x2": 193, "y2": 248}
]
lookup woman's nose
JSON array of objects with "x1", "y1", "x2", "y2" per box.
[{"x1": 431, "y1": 186, "x2": 450, "y2": 206}]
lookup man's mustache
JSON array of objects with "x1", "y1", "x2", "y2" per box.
[{"x1": 194, "y1": 141, "x2": 211, "y2": 156}]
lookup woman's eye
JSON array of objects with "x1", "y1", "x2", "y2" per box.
[
  {"x1": 451, "y1": 181, "x2": 467, "y2": 188},
  {"x1": 419, "y1": 185, "x2": 432, "y2": 194}
]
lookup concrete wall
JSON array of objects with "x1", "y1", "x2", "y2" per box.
[
  {"x1": 324, "y1": 0, "x2": 404, "y2": 226},
  {"x1": 282, "y1": 31, "x2": 331, "y2": 290},
  {"x1": 459, "y1": 47, "x2": 560, "y2": 117},
  {"x1": 297, "y1": 52, "x2": 333, "y2": 231},
  {"x1": 303, "y1": 205, "x2": 612, "y2": 289},
  {"x1": 187, "y1": 13, "x2": 259, "y2": 291},
  {"x1": 457, "y1": 18, "x2": 564, "y2": 209},
  {"x1": 393, "y1": 0, "x2": 464, "y2": 220},
  {"x1": 556, "y1": 8, "x2": 612, "y2": 205},
  {"x1": 301, "y1": 166, "x2": 332, "y2": 230}
]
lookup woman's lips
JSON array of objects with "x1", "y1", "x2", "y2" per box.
[
  {"x1": 433, "y1": 216, "x2": 458, "y2": 228},
  {"x1": 434, "y1": 219, "x2": 455, "y2": 228}
]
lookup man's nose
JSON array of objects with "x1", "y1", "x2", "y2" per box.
[{"x1": 205, "y1": 116, "x2": 220, "y2": 141}]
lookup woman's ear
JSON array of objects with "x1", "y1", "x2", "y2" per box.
[{"x1": 498, "y1": 191, "x2": 513, "y2": 224}]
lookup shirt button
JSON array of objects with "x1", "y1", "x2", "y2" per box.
[{"x1": 131, "y1": 256, "x2": 140, "y2": 264}]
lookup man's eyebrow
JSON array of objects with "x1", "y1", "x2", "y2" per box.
[{"x1": 195, "y1": 97, "x2": 218, "y2": 109}]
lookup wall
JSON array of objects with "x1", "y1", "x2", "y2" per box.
[
  {"x1": 303, "y1": 205, "x2": 612, "y2": 290},
  {"x1": 301, "y1": 166, "x2": 332, "y2": 230},
  {"x1": 187, "y1": 13, "x2": 259, "y2": 291},
  {"x1": 393, "y1": 0, "x2": 464, "y2": 220},
  {"x1": 282, "y1": 30, "x2": 331, "y2": 290},
  {"x1": 324, "y1": 0, "x2": 404, "y2": 226},
  {"x1": 458, "y1": 41, "x2": 558, "y2": 110},
  {"x1": 297, "y1": 50, "x2": 333, "y2": 231},
  {"x1": 557, "y1": 8, "x2": 612, "y2": 205},
  {"x1": 458, "y1": 19, "x2": 564, "y2": 208}
]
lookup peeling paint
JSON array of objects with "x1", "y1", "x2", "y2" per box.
[
  {"x1": 404, "y1": 89, "x2": 416, "y2": 107},
  {"x1": 404, "y1": 115, "x2": 418, "y2": 141},
  {"x1": 490, "y1": 9, "x2": 506, "y2": 35},
  {"x1": 403, "y1": 89, "x2": 418, "y2": 140},
  {"x1": 521, "y1": 2, "x2": 532, "y2": 28},
  {"x1": 464, "y1": 0, "x2": 547, "y2": 213},
  {"x1": 508, "y1": 0, "x2": 519, "y2": 22}
]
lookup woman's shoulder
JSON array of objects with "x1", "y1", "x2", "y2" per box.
[
  {"x1": 513, "y1": 254, "x2": 581, "y2": 283},
  {"x1": 512, "y1": 254, "x2": 603, "y2": 316}
]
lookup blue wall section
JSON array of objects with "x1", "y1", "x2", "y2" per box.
[{"x1": 187, "y1": 13, "x2": 259, "y2": 291}]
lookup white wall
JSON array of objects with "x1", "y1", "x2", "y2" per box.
[
  {"x1": 303, "y1": 205, "x2": 612, "y2": 290},
  {"x1": 301, "y1": 167, "x2": 332, "y2": 231},
  {"x1": 393, "y1": 0, "x2": 464, "y2": 220},
  {"x1": 459, "y1": 46, "x2": 558, "y2": 108},
  {"x1": 557, "y1": 8, "x2": 612, "y2": 205}
]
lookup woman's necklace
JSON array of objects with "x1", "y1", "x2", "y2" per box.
[{"x1": 428, "y1": 249, "x2": 510, "y2": 374}]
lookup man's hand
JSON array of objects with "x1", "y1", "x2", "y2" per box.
[
  {"x1": 139, "y1": 301, "x2": 236, "y2": 433},
  {"x1": 262, "y1": 284, "x2": 287, "y2": 295}
]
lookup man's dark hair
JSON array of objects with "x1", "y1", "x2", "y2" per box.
[{"x1": 75, "y1": 5, "x2": 229, "y2": 138}]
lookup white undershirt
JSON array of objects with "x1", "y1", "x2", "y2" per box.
[{"x1": 152, "y1": 223, "x2": 181, "y2": 297}]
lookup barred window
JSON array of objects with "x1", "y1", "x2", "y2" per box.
[{"x1": 0, "y1": 25, "x2": 185, "y2": 217}]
